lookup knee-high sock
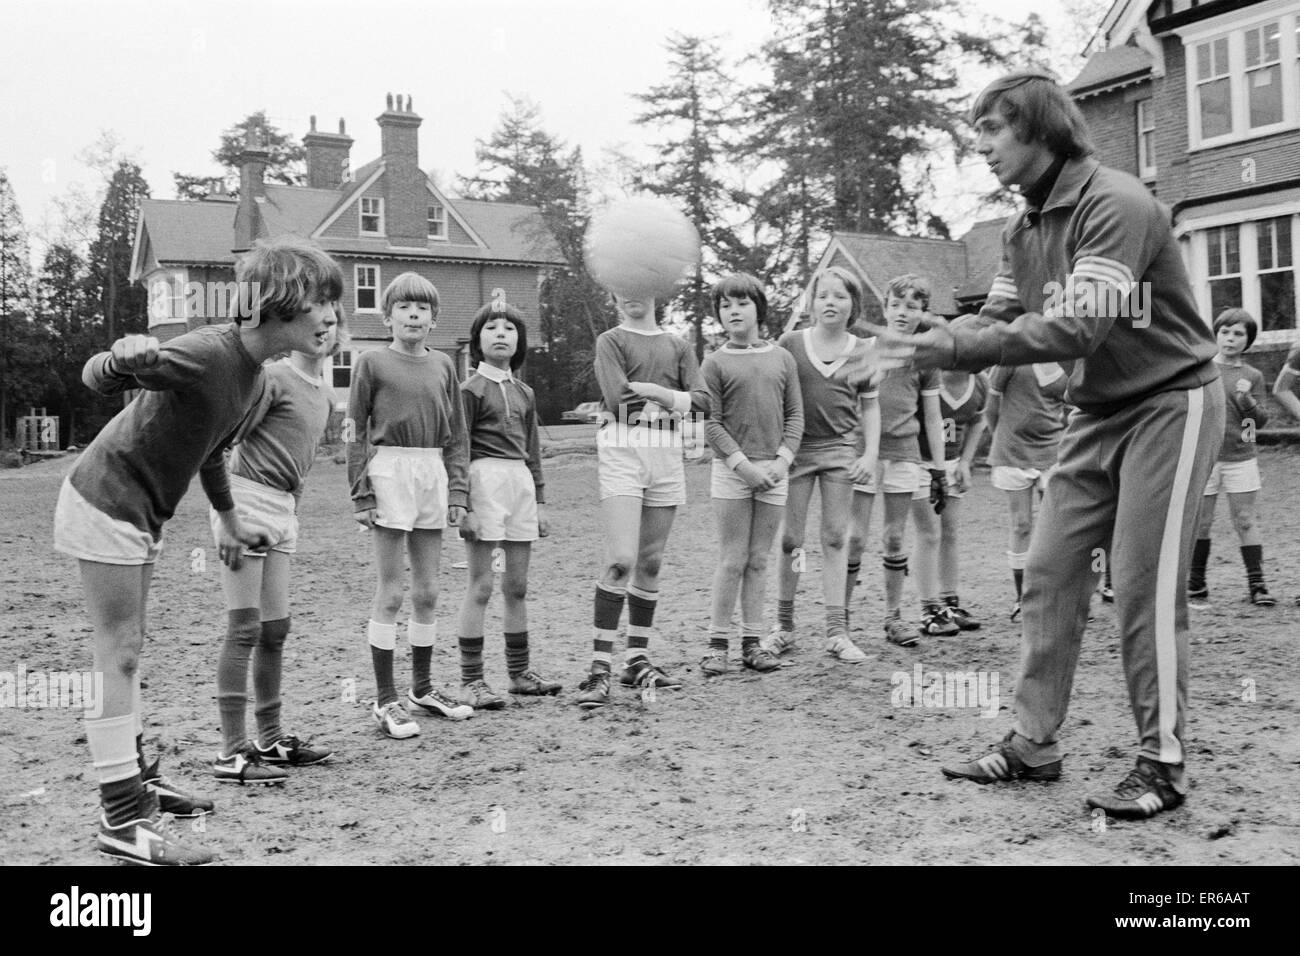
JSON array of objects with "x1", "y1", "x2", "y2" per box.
[
  {"x1": 1189, "y1": 538, "x2": 1210, "y2": 589},
  {"x1": 217, "y1": 608, "x2": 261, "y2": 756},
  {"x1": 504, "y1": 631, "x2": 529, "y2": 676},
  {"x1": 459, "y1": 635, "x2": 485, "y2": 684},
  {"x1": 87, "y1": 712, "x2": 143, "y2": 826},
  {"x1": 408, "y1": 620, "x2": 437, "y2": 697},
  {"x1": 591, "y1": 584, "x2": 625, "y2": 672},
  {"x1": 253, "y1": 616, "x2": 289, "y2": 748},
  {"x1": 625, "y1": 584, "x2": 658, "y2": 663},
  {"x1": 1241, "y1": 544, "x2": 1265, "y2": 590},
  {"x1": 368, "y1": 620, "x2": 398, "y2": 707}
]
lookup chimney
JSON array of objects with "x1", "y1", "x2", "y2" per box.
[
  {"x1": 233, "y1": 128, "x2": 269, "y2": 252},
  {"x1": 202, "y1": 177, "x2": 236, "y2": 203},
  {"x1": 304, "y1": 114, "x2": 353, "y2": 190},
  {"x1": 376, "y1": 93, "x2": 425, "y2": 246}
]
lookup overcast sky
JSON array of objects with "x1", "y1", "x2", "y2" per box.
[{"x1": 2, "y1": 0, "x2": 1101, "y2": 246}]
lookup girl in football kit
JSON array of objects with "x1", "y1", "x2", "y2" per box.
[
  {"x1": 698, "y1": 273, "x2": 803, "y2": 676},
  {"x1": 455, "y1": 300, "x2": 562, "y2": 708},
  {"x1": 764, "y1": 266, "x2": 880, "y2": 663}
]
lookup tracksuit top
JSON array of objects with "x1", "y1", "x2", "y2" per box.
[
  {"x1": 346, "y1": 346, "x2": 470, "y2": 512},
  {"x1": 950, "y1": 157, "x2": 1218, "y2": 414},
  {"x1": 700, "y1": 341, "x2": 804, "y2": 465},
  {"x1": 72, "y1": 324, "x2": 265, "y2": 539},
  {"x1": 460, "y1": 364, "x2": 546, "y2": 504}
]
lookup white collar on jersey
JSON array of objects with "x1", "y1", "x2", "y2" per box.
[
  {"x1": 476, "y1": 363, "x2": 514, "y2": 383},
  {"x1": 802, "y1": 328, "x2": 855, "y2": 377},
  {"x1": 281, "y1": 358, "x2": 326, "y2": 387},
  {"x1": 940, "y1": 373, "x2": 976, "y2": 409},
  {"x1": 721, "y1": 340, "x2": 774, "y2": 353}
]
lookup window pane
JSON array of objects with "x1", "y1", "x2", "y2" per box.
[
  {"x1": 1210, "y1": 278, "x2": 1242, "y2": 317},
  {"x1": 1199, "y1": 78, "x2": 1232, "y2": 137},
  {"x1": 1208, "y1": 228, "x2": 1223, "y2": 275},
  {"x1": 1225, "y1": 227, "x2": 1239, "y2": 274},
  {"x1": 1249, "y1": 65, "x2": 1282, "y2": 127},
  {"x1": 1264, "y1": 21, "x2": 1280, "y2": 61},
  {"x1": 1259, "y1": 271, "x2": 1296, "y2": 332},
  {"x1": 1196, "y1": 41, "x2": 1210, "y2": 81},
  {"x1": 1278, "y1": 218, "x2": 1292, "y2": 267},
  {"x1": 1258, "y1": 220, "x2": 1275, "y2": 270},
  {"x1": 1214, "y1": 38, "x2": 1229, "y2": 74},
  {"x1": 1245, "y1": 27, "x2": 1260, "y2": 68},
  {"x1": 357, "y1": 288, "x2": 375, "y2": 310}
]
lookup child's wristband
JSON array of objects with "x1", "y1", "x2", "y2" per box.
[
  {"x1": 725, "y1": 452, "x2": 750, "y2": 471},
  {"x1": 776, "y1": 447, "x2": 795, "y2": 466},
  {"x1": 668, "y1": 390, "x2": 692, "y2": 416}
]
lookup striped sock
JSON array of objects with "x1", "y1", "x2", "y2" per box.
[
  {"x1": 459, "y1": 636, "x2": 485, "y2": 684},
  {"x1": 504, "y1": 631, "x2": 529, "y2": 676},
  {"x1": 87, "y1": 713, "x2": 143, "y2": 826},
  {"x1": 592, "y1": 584, "x2": 625, "y2": 673},
  {"x1": 776, "y1": 599, "x2": 795, "y2": 631},
  {"x1": 825, "y1": 605, "x2": 848, "y2": 641},
  {"x1": 741, "y1": 621, "x2": 763, "y2": 652},
  {"x1": 625, "y1": 584, "x2": 657, "y2": 663},
  {"x1": 707, "y1": 625, "x2": 729, "y2": 652},
  {"x1": 845, "y1": 560, "x2": 861, "y2": 608}
]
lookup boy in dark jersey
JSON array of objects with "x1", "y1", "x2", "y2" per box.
[
  {"x1": 873, "y1": 73, "x2": 1223, "y2": 820},
  {"x1": 54, "y1": 236, "x2": 342, "y2": 864}
]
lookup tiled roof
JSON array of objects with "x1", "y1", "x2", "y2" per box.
[
  {"x1": 1066, "y1": 44, "x2": 1152, "y2": 97},
  {"x1": 137, "y1": 199, "x2": 236, "y2": 264},
  {"x1": 954, "y1": 218, "x2": 1007, "y2": 303},
  {"x1": 833, "y1": 232, "x2": 968, "y2": 315},
  {"x1": 137, "y1": 177, "x2": 562, "y2": 268}
]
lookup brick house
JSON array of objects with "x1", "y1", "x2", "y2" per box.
[
  {"x1": 128, "y1": 94, "x2": 564, "y2": 406},
  {"x1": 1067, "y1": 0, "x2": 1300, "y2": 392},
  {"x1": 786, "y1": 222, "x2": 1007, "y2": 332}
]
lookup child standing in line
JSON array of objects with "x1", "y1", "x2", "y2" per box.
[
  {"x1": 211, "y1": 271, "x2": 345, "y2": 785},
  {"x1": 573, "y1": 292, "x2": 710, "y2": 709},
  {"x1": 1188, "y1": 308, "x2": 1274, "y2": 607},
  {"x1": 845, "y1": 275, "x2": 949, "y2": 647},
  {"x1": 349, "y1": 272, "x2": 474, "y2": 739},
  {"x1": 763, "y1": 265, "x2": 880, "y2": 663},
  {"x1": 698, "y1": 273, "x2": 803, "y2": 676},
  {"x1": 455, "y1": 300, "x2": 562, "y2": 708},
  {"x1": 983, "y1": 361, "x2": 1070, "y2": 621},
  {"x1": 55, "y1": 235, "x2": 340, "y2": 865},
  {"x1": 916, "y1": 355, "x2": 990, "y2": 631}
]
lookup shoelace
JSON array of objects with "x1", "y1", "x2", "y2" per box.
[
  {"x1": 1113, "y1": 766, "x2": 1157, "y2": 800},
  {"x1": 578, "y1": 672, "x2": 607, "y2": 691}
]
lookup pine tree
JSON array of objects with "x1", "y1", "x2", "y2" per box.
[
  {"x1": 174, "y1": 110, "x2": 306, "y2": 199},
  {"x1": 633, "y1": 33, "x2": 747, "y2": 356},
  {"x1": 88, "y1": 161, "x2": 150, "y2": 346},
  {"x1": 0, "y1": 168, "x2": 46, "y2": 444},
  {"x1": 460, "y1": 98, "x2": 616, "y2": 420}
]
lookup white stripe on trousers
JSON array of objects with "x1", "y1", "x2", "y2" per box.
[{"x1": 1155, "y1": 385, "x2": 1205, "y2": 764}]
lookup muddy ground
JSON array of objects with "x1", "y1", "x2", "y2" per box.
[{"x1": 2, "y1": 446, "x2": 1297, "y2": 865}]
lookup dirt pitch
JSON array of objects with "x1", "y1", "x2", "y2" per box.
[{"x1": 2, "y1": 448, "x2": 1298, "y2": 865}]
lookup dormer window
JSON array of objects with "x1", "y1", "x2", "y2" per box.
[
  {"x1": 360, "y1": 197, "x2": 383, "y2": 235},
  {"x1": 428, "y1": 202, "x2": 446, "y2": 240}
]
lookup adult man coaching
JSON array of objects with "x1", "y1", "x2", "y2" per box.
[{"x1": 874, "y1": 72, "x2": 1224, "y2": 819}]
